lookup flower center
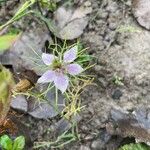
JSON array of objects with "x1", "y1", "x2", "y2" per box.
[{"x1": 52, "y1": 59, "x2": 62, "y2": 69}]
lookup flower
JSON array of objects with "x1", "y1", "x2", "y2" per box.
[{"x1": 37, "y1": 46, "x2": 83, "y2": 93}]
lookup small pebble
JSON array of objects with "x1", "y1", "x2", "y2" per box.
[
  {"x1": 84, "y1": 1, "x2": 91, "y2": 7},
  {"x1": 85, "y1": 134, "x2": 95, "y2": 141},
  {"x1": 109, "y1": 22, "x2": 117, "y2": 30},
  {"x1": 111, "y1": 89, "x2": 123, "y2": 100},
  {"x1": 91, "y1": 139, "x2": 104, "y2": 150},
  {"x1": 80, "y1": 145, "x2": 91, "y2": 150},
  {"x1": 94, "y1": 65, "x2": 102, "y2": 72}
]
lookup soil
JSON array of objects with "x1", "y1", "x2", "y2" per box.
[{"x1": 1, "y1": 0, "x2": 150, "y2": 150}]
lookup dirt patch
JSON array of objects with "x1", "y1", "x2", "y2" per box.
[{"x1": 64, "y1": 0, "x2": 150, "y2": 149}]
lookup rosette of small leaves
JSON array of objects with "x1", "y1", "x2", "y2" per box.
[
  {"x1": 0, "y1": 135, "x2": 25, "y2": 150},
  {"x1": 119, "y1": 143, "x2": 150, "y2": 150}
]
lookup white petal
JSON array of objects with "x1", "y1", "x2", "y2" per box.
[
  {"x1": 67, "y1": 63, "x2": 83, "y2": 75},
  {"x1": 37, "y1": 70, "x2": 55, "y2": 83},
  {"x1": 63, "y1": 46, "x2": 78, "y2": 63},
  {"x1": 54, "y1": 73, "x2": 69, "y2": 93},
  {"x1": 42, "y1": 53, "x2": 55, "y2": 65}
]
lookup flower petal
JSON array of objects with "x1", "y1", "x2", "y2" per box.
[
  {"x1": 63, "y1": 46, "x2": 78, "y2": 63},
  {"x1": 67, "y1": 63, "x2": 83, "y2": 75},
  {"x1": 37, "y1": 70, "x2": 55, "y2": 83},
  {"x1": 42, "y1": 53, "x2": 55, "y2": 65},
  {"x1": 54, "y1": 73, "x2": 69, "y2": 93}
]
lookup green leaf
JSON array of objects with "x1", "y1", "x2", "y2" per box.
[
  {"x1": 13, "y1": 136, "x2": 25, "y2": 150},
  {"x1": 77, "y1": 55, "x2": 93, "y2": 63},
  {"x1": 0, "y1": 135, "x2": 13, "y2": 150},
  {"x1": 0, "y1": 34, "x2": 19, "y2": 53},
  {"x1": 39, "y1": 0, "x2": 57, "y2": 11},
  {"x1": 0, "y1": 0, "x2": 35, "y2": 30},
  {"x1": 7, "y1": 27, "x2": 21, "y2": 35},
  {"x1": 119, "y1": 143, "x2": 150, "y2": 150}
]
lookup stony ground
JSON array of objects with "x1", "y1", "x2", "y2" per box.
[{"x1": 1, "y1": 0, "x2": 150, "y2": 150}]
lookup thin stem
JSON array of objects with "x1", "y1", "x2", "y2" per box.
[
  {"x1": 39, "y1": 83, "x2": 53, "y2": 97},
  {"x1": 55, "y1": 87, "x2": 58, "y2": 111}
]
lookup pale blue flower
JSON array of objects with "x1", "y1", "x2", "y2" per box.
[{"x1": 37, "y1": 46, "x2": 83, "y2": 93}]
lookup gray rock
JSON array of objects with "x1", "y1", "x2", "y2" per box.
[
  {"x1": 106, "y1": 23, "x2": 150, "y2": 80},
  {"x1": 109, "y1": 22, "x2": 117, "y2": 30},
  {"x1": 133, "y1": 106, "x2": 150, "y2": 129},
  {"x1": 108, "y1": 107, "x2": 150, "y2": 145},
  {"x1": 0, "y1": 52, "x2": 14, "y2": 65},
  {"x1": 54, "y1": 114, "x2": 81, "y2": 136},
  {"x1": 99, "y1": 12, "x2": 108, "y2": 19},
  {"x1": 28, "y1": 100, "x2": 60, "y2": 119},
  {"x1": 54, "y1": 3, "x2": 92, "y2": 40},
  {"x1": 132, "y1": 0, "x2": 150, "y2": 30},
  {"x1": 10, "y1": 28, "x2": 52, "y2": 75},
  {"x1": 28, "y1": 87, "x2": 65, "y2": 119},
  {"x1": 11, "y1": 95, "x2": 28, "y2": 112},
  {"x1": 106, "y1": 2, "x2": 118, "y2": 13},
  {"x1": 85, "y1": 134, "x2": 95, "y2": 141},
  {"x1": 111, "y1": 89, "x2": 123, "y2": 100}
]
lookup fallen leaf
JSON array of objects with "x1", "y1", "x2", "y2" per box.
[
  {"x1": 132, "y1": 0, "x2": 150, "y2": 30},
  {"x1": 14, "y1": 69, "x2": 38, "y2": 92},
  {"x1": 54, "y1": 2, "x2": 92, "y2": 40},
  {"x1": 14, "y1": 79, "x2": 32, "y2": 93}
]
